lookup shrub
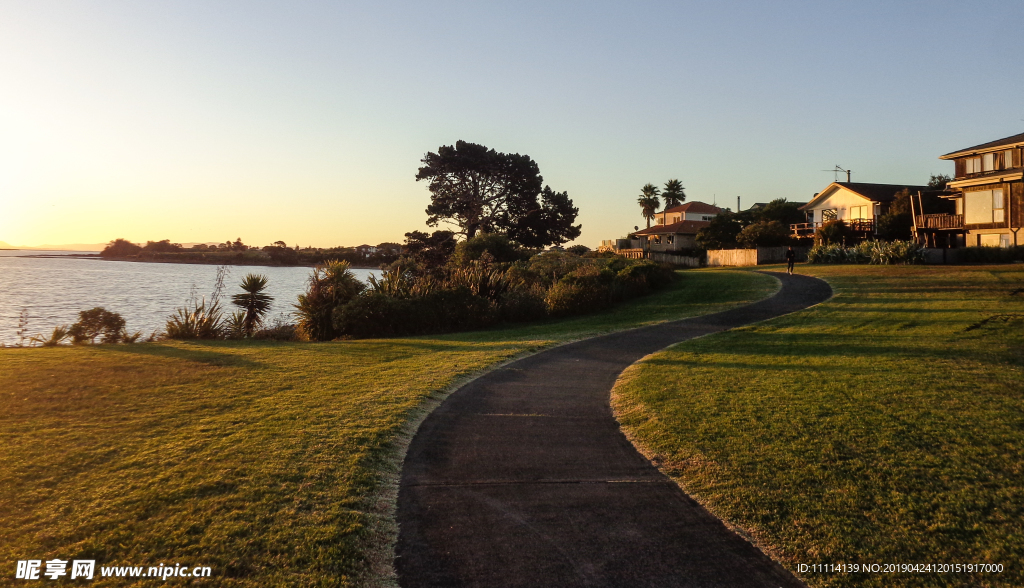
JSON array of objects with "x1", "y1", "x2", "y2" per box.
[
  {"x1": 295, "y1": 260, "x2": 365, "y2": 341},
  {"x1": 333, "y1": 287, "x2": 493, "y2": 338},
  {"x1": 615, "y1": 261, "x2": 676, "y2": 298},
  {"x1": 497, "y1": 285, "x2": 549, "y2": 323},
  {"x1": 166, "y1": 299, "x2": 224, "y2": 340},
  {"x1": 736, "y1": 220, "x2": 791, "y2": 248},
  {"x1": 69, "y1": 307, "x2": 128, "y2": 344},
  {"x1": 815, "y1": 220, "x2": 853, "y2": 246},
  {"x1": 546, "y1": 265, "x2": 616, "y2": 316},
  {"x1": 807, "y1": 243, "x2": 846, "y2": 264},
  {"x1": 29, "y1": 325, "x2": 70, "y2": 347},
  {"x1": 449, "y1": 233, "x2": 531, "y2": 266},
  {"x1": 807, "y1": 240, "x2": 925, "y2": 265},
  {"x1": 528, "y1": 251, "x2": 588, "y2": 285}
]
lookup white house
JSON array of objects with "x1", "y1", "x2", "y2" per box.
[{"x1": 793, "y1": 182, "x2": 929, "y2": 239}]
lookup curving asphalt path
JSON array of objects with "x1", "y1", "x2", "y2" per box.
[{"x1": 396, "y1": 272, "x2": 833, "y2": 588}]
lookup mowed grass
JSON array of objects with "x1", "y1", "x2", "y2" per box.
[
  {"x1": 0, "y1": 270, "x2": 776, "y2": 587},
  {"x1": 612, "y1": 265, "x2": 1024, "y2": 588}
]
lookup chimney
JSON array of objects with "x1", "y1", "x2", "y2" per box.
[{"x1": 737, "y1": 196, "x2": 741, "y2": 212}]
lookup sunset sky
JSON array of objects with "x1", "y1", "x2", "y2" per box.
[{"x1": 2, "y1": 1, "x2": 1022, "y2": 249}]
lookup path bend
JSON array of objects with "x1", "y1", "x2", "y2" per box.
[{"x1": 396, "y1": 272, "x2": 832, "y2": 587}]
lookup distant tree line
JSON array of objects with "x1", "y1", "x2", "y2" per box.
[{"x1": 99, "y1": 238, "x2": 403, "y2": 267}]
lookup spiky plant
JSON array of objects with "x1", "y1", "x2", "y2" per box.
[
  {"x1": 166, "y1": 298, "x2": 224, "y2": 339},
  {"x1": 30, "y1": 325, "x2": 70, "y2": 347},
  {"x1": 231, "y1": 273, "x2": 273, "y2": 337},
  {"x1": 295, "y1": 260, "x2": 365, "y2": 341}
]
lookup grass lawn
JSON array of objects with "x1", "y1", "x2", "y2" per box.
[
  {"x1": 0, "y1": 269, "x2": 776, "y2": 587},
  {"x1": 613, "y1": 264, "x2": 1024, "y2": 588}
]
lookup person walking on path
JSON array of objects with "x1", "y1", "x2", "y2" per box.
[{"x1": 786, "y1": 246, "x2": 796, "y2": 275}]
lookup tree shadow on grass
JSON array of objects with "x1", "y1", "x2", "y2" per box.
[
  {"x1": 99, "y1": 342, "x2": 264, "y2": 368},
  {"x1": 648, "y1": 328, "x2": 1019, "y2": 371}
]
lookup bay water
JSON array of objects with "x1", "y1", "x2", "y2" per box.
[{"x1": 0, "y1": 250, "x2": 380, "y2": 345}]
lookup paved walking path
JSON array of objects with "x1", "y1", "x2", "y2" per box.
[{"x1": 396, "y1": 272, "x2": 832, "y2": 587}]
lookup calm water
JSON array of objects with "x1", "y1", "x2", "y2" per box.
[{"x1": 0, "y1": 251, "x2": 379, "y2": 345}]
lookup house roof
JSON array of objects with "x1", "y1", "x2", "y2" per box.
[
  {"x1": 662, "y1": 201, "x2": 722, "y2": 214},
  {"x1": 940, "y1": 132, "x2": 1024, "y2": 160},
  {"x1": 799, "y1": 182, "x2": 930, "y2": 210},
  {"x1": 635, "y1": 220, "x2": 710, "y2": 236}
]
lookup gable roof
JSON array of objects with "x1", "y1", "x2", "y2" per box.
[
  {"x1": 635, "y1": 220, "x2": 710, "y2": 236},
  {"x1": 662, "y1": 201, "x2": 722, "y2": 214},
  {"x1": 940, "y1": 132, "x2": 1024, "y2": 160},
  {"x1": 799, "y1": 182, "x2": 929, "y2": 210}
]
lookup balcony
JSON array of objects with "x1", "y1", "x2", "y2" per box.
[
  {"x1": 916, "y1": 214, "x2": 963, "y2": 230},
  {"x1": 790, "y1": 219, "x2": 875, "y2": 237}
]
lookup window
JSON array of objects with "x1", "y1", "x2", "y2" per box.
[
  {"x1": 983, "y1": 153, "x2": 995, "y2": 172},
  {"x1": 964, "y1": 189, "x2": 1005, "y2": 224},
  {"x1": 965, "y1": 157, "x2": 981, "y2": 174},
  {"x1": 666, "y1": 235, "x2": 674, "y2": 244},
  {"x1": 701, "y1": 215, "x2": 713, "y2": 221},
  {"x1": 822, "y1": 209, "x2": 837, "y2": 221},
  {"x1": 849, "y1": 205, "x2": 867, "y2": 219},
  {"x1": 1005, "y1": 149, "x2": 1016, "y2": 170},
  {"x1": 979, "y1": 234, "x2": 1003, "y2": 247}
]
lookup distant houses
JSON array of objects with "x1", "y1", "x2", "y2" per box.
[
  {"x1": 634, "y1": 202, "x2": 722, "y2": 252},
  {"x1": 605, "y1": 132, "x2": 1024, "y2": 255}
]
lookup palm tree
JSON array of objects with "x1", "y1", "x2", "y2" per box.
[
  {"x1": 637, "y1": 183, "x2": 661, "y2": 228},
  {"x1": 662, "y1": 179, "x2": 686, "y2": 208},
  {"x1": 231, "y1": 273, "x2": 273, "y2": 337}
]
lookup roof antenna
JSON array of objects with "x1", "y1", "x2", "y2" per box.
[{"x1": 822, "y1": 165, "x2": 852, "y2": 182}]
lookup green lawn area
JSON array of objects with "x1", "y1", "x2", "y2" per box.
[
  {"x1": 613, "y1": 264, "x2": 1024, "y2": 588},
  {"x1": 0, "y1": 269, "x2": 776, "y2": 587}
]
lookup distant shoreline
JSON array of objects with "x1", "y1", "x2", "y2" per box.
[{"x1": 91, "y1": 255, "x2": 380, "y2": 270}]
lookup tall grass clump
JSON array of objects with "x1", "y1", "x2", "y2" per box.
[
  {"x1": 807, "y1": 240, "x2": 924, "y2": 265},
  {"x1": 165, "y1": 298, "x2": 225, "y2": 340}
]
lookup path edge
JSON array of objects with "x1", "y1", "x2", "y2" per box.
[
  {"x1": 609, "y1": 270, "x2": 835, "y2": 587},
  {"x1": 360, "y1": 269, "x2": 784, "y2": 587}
]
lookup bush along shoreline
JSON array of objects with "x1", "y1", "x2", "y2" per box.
[
  {"x1": 11, "y1": 240, "x2": 678, "y2": 346},
  {"x1": 297, "y1": 253, "x2": 677, "y2": 341}
]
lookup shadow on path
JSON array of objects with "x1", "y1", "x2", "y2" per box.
[{"x1": 396, "y1": 272, "x2": 833, "y2": 587}]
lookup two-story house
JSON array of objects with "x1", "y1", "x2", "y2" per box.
[
  {"x1": 931, "y1": 132, "x2": 1024, "y2": 247},
  {"x1": 634, "y1": 201, "x2": 722, "y2": 251}
]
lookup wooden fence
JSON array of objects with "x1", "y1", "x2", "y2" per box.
[
  {"x1": 706, "y1": 247, "x2": 808, "y2": 267},
  {"x1": 649, "y1": 252, "x2": 702, "y2": 267}
]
